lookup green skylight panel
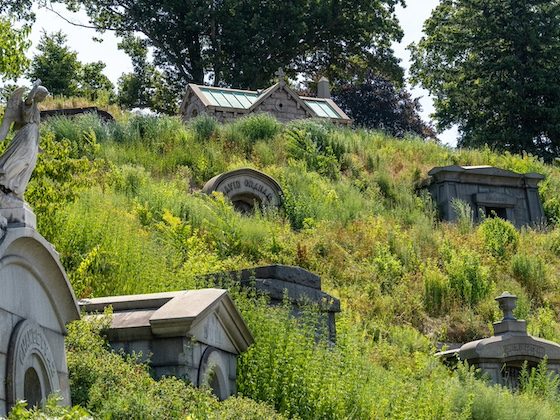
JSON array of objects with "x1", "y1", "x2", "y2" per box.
[
  {"x1": 200, "y1": 88, "x2": 259, "y2": 109},
  {"x1": 304, "y1": 100, "x2": 340, "y2": 119}
]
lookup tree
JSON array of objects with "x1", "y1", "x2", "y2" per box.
[
  {"x1": 56, "y1": 0, "x2": 404, "y2": 89},
  {"x1": 28, "y1": 31, "x2": 81, "y2": 96},
  {"x1": 0, "y1": 19, "x2": 30, "y2": 81},
  {"x1": 27, "y1": 31, "x2": 114, "y2": 99},
  {"x1": 79, "y1": 62, "x2": 114, "y2": 101},
  {"x1": 116, "y1": 36, "x2": 177, "y2": 114},
  {"x1": 410, "y1": 0, "x2": 560, "y2": 160},
  {"x1": 333, "y1": 74, "x2": 436, "y2": 139}
]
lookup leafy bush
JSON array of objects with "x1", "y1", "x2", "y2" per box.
[
  {"x1": 65, "y1": 315, "x2": 283, "y2": 419},
  {"x1": 445, "y1": 249, "x2": 491, "y2": 306},
  {"x1": 451, "y1": 198, "x2": 474, "y2": 234},
  {"x1": 519, "y1": 359, "x2": 560, "y2": 401},
  {"x1": 511, "y1": 254, "x2": 548, "y2": 303},
  {"x1": 478, "y1": 217, "x2": 519, "y2": 260},
  {"x1": 232, "y1": 113, "x2": 280, "y2": 143},
  {"x1": 529, "y1": 307, "x2": 560, "y2": 342},
  {"x1": 190, "y1": 113, "x2": 218, "y2": 141},
  {"x1": 423, "y1": 264, "x2": 451, "y2": 316}
]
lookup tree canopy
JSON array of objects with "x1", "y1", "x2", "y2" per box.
[
  {"x1": 333, "y1": 75, "x2": 436, "y2": 139},
  {"x1": 56, "y1": 0, "x2": 405, "y2": 89},
  {"x1": 28, "y1": 31, "x2": 113, "y2": 99},
  {"x1": 410, "y1": 0, "x2": 560, "y2": 160},
  {"x1": 0, "y1": 19, "x2": 30, "y2": 81}
]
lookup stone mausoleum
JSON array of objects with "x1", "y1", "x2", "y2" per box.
[
  {"x1": 0, "y1": 225, "x2": 80, "y2": 415},
  {"x1": 427, "y1": 165, "x2": 545, "y2": 228},
  {"x1": 204, "y1": 265, "x2": 341, "y2": 342},
  {"x1": 180, "y1": 70, "x2": 351, "y2": 125},
  {"x1": 438, "y1": 292, "x2": 560, "y2": 388},
  {"x1": 202, "y1": 168, "x2": 283, "y2": 213},
  {"x1": 80, "y1": 289, "x2": 253, "y2": 400}
]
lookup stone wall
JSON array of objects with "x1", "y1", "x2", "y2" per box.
[
  {"x1": 107, "y1": 337, "x2": 237, "y2": 399},
  {"x1": 253, "y1": 89, "x2": 309, "y2": 122}
]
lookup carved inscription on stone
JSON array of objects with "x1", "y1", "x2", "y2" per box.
[
  {"x1": 220, "y1": 176, "x2": 274, "y2": 203},
  {"x1": 503, "y1": 343, "x2": 545, "y2": 358},
  {"x1": 6, "y1": 319, "x2": 60, "y2": 409},
  {"x1": 17, "y1": 324, "x2": 57, "y2": 379}
]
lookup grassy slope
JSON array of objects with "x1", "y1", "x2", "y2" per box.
[{"x1": 18, "y1": 112, "x2": 560, "y2": 418}]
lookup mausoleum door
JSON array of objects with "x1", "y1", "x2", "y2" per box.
[
  {"x1": 6, "y1": 320, "x2": 60, "y2": 410},
  {"x1": 485, "y1": 206, "x2": 508, "y2": 220},
  {"x1": 501, "y1": 360, "x2": 538, "y2": 390}
]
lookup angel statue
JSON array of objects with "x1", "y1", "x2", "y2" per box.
[{"x1": 0, "y1": 80, "x2": 49, "y2": 204}]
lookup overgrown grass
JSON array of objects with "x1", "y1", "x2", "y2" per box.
[{"x1": 17, "y1": 112, "x2": 560, "y2": 418}]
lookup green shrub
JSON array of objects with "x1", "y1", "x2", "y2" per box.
[
  {"x1": 511, "y1": 254, "x2": 548, "y2": 303},
  {"x1": 479, "y1": 217, "x2": 519, "y2": 260},
  {"x1": 285, "y1": 120, "x2": 344, "y2": 179},
  {"x1": 546, "y1": 228, "x2": 560, "y2": 256},
  {"x1": 424, "y1": 264, "x2": 451, "y2": 316},
  {"x1": 190, "y1": 114, "x2": 218, "y2": 141},
  {"x1": 234, "y1": 113, "x2": 281, "y2": 143},
  {"x1": 44, "y1": 113, "x2": 113, "y2": 148},
  {"x1": 519, "y1": 359, "x2": 560, "y2": 401},
  {"x1": 445, "y1": 249, "x2": 491, "y2": 306},
  {"x1": 451, "y1": 198, "x2": 474, "y2": 234},
  {"x1": 8, "y1": 395, "x2": 90, "y2": 419},
  {"x1": 212, "y1": 397, "x2": 287, "y2": 420},
  {"x1": 529, "y1": 307, "x2": 560, "y2": 342}
]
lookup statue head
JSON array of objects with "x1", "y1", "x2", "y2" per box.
[{"x1": 33, "y1": 86, "x2": 49, "y2": 102}]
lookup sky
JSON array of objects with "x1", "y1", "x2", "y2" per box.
[{"x1": 26, "y1": 1, "x2": 459, "y2": 146}]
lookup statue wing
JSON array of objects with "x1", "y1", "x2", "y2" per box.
[{"x1": 0, "y1": 87, "x2": 26, "y2": 141}]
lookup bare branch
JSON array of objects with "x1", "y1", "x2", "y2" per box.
[{"x1": 43, "y1": 4, "x2": 121, "y2": 32}]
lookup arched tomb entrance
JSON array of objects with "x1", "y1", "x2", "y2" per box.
[
  {"x1": 437, "y1": 292, "x2": 560, "y2": 388},
  {"x1": 0, "y1": 228, "x2": 80, "y2": 415},
  {"x1": 202, "y1": 168, "x2": 283, "y2": 213}
]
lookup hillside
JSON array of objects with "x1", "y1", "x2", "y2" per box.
[{"x1": 13, "y1": 112, "x2": 560, "y2": 418}]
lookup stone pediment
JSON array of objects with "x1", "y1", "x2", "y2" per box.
[
  {"x1": 80, "y1": 289, "x2": 253, "y2": 355},
  {"x1": 428, "y1": 165, "x2": 544, "y2": 188},
  {"x1": 457, "y1": 333, "x2": 560, "y2": 364}
]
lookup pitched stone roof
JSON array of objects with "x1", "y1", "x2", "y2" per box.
[
  {"x1": 79, "y1": 288, "x2": 254, "y2": 354},
  {"x1": 183, "y1": 82, "x2": 351, "y2": 123}
]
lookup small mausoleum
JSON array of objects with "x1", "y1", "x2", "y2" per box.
[
  {"x1": 437, "y1": 292, "x2": 560, "y2": 388},
  {"x1": 204, "y1": 265, "x2": 340, "y2": 342},
  {"x1": 180, "y1": 69, "x2": 351, "y2": 125},
  {"x1": 79, "y1": 289, "x2": 253, "y2": 400},
  {"x1": 202, "y1": 168, "x2": 283, "y2": 213},
  {"x1": 0, "y1": 226, "x2": 80, "y2": 415},
  {"x1": 427, "y1": 165, "x2": 545, "y2": 227}
]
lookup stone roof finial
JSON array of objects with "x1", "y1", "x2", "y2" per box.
[
  {"x1": 493, "y1": 291, "x2": 526, "y2": 335},
  {"x1": 275, "y1": 67, "x2": 286, "y2": 86},
  {"x1": 495, "y1": 291, "x2": 517, "y2": 321}
]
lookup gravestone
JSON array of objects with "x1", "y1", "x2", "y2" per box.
[
  {"x1": 79, "y1": 289, "x2": 253, "y2": 400},
  {"x1": 204, "y1": 265, "x2": 340, "y2": 342},
  {"x1": 202, "y1": 168, "x2": 283, "y2": 213},
  {"x1": 437, "y1": 292, "x2": 560, "y2": 388},
  {"x1": 426, "y1": 165, "x2": 545, "y2": 228},
  {"x1": 0, "y1": 227, "x2": 80, "y2": 414},
  {"x1": 0, "y1": 82, "x2": 80, "y2": 415}
]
